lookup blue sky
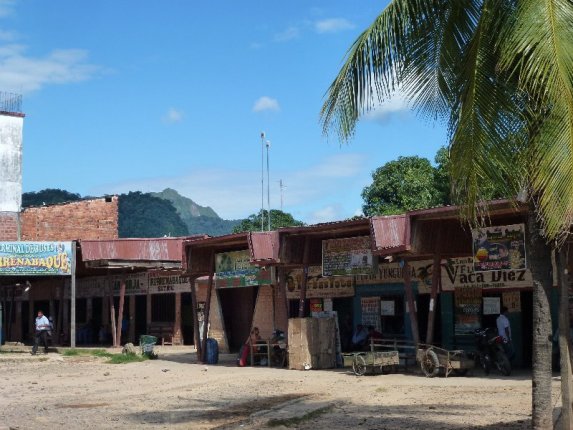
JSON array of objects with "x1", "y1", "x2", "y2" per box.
[{"x1": 1, "y1": 0, "x2": 447, "y2": 223}]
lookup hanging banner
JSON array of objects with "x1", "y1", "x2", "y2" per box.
[
  {"x1": 0, "y1": 241, "x2": 73, "y2": 276},
  {"x1": 441, "y1": 257, "x2": 533, "y2": 290},
  {"x1": 454, "y1": 286, "x2": 482, "y2": 335},
  {"x1": 361, "y1": 296, "x2": 381, "y2": 331},
  {"x1": 322, "y1": 236, "x2": 373, "y2": 276},
  {"x1": 472, "y1": 224, "x2": 526, "y2": 272},
  {"x1": 285, "y1": 266, "x2": 354, "y2": 299},
  {"x1": 215, "y1": 250, "x2": 272, "y2": 288}
]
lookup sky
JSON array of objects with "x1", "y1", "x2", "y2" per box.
[{"x1": 0, "y1": 0, "x2": 448, "y2": 224}]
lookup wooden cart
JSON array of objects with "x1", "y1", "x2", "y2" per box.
[
  {"x1": 416, "y1": 344, "x2": 474, "y2": 378},
  {"x1": 352, "y1": 350, "x2": 400, "y2": 376}
]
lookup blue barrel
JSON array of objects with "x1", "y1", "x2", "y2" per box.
[{"x1": 205, "y1": 338, "x2": 219, "y2": 364}]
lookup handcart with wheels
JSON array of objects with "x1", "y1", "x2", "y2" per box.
[
  {"x1": 416, "y1": 343, "x2": 474, "y2": 377},
  {"x1": 352, "y1": 350, "x2": 399, "y2": 376}
]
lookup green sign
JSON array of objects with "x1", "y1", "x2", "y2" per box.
[
  {"x1": 215, "y1": 250, "x2": 272, "y2": 288},
  {"x1": 0, "y1": 241, "x2": 73, "y2": 276}
]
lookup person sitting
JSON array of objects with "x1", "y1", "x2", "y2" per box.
[
  {"x1": 239, "y1": 327, "x2": 262, "y2": 366},
  {"x1": 351, "y1": 324, "x2": 369, "y2": 350}
]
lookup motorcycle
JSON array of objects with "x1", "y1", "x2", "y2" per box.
[{"x1": 473, "y1": 327, "x2": 512, "y2": 376}]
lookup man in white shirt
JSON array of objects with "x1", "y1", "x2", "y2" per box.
[
  {"x1": 496, "y1": 306, "x2": 514, "y2": 360},
  {"x1": 31, "y1": 310, "x2": 51, "y2": 355}
]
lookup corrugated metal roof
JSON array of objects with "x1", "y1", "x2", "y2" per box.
[
  {"x1": 248, "y1": 231, "x2": 279, "y2": 263},
  {"x1": 80, "y1": 236, "x2": 205, "y2": 262},
  {"x1": 370, "y1": 214, "x2": 410, "y2": 254}
]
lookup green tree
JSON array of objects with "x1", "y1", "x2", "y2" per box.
[
  {"x1": 362, "y1": 156, "x2": 441, "y2": 216},
  {"x1": 233, "y1": 209, "x2": 305, "y2": 233},
  {"x1": 22, "y1": 189, "x2": 82, "y2": 207},
  {"x1": 321, "y1": 2, "x2": 573, "y2": 427}
]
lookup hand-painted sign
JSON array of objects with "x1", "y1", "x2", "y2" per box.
[
  {"x1": 148, "y1": 270, "x2": 190, "y2": 294},
  {"x1": 472, "y1": 224, "x2": 526, "y2": 272},
  {"x1": 355, "y1": 259, "x2": 434, "y2": 293},
  {"x1": 322, "y1": 236, "x2": 373, "y2": 276},
  {"x1": 215, "y1": 250, "x2": 272, "y2": 288},
  {"x1": 0, "y1": 241, "x2": 73, "y2": 275},
  {"x1": 285, "y1": 265, "x2": 354, "y2": 299},
  {"x1": 454, "y1": 286, "x2": 482, "y2": 334},
  {"x1": 441, "y1": 257, "x2": 532, "y2": 290}
]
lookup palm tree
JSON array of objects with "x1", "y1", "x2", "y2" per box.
[{"x1": 321, "y1": 1, "x2": 573, "y2": 428}]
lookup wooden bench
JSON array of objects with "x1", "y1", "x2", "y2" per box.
[{"x1": 147, "y1": 324, "x2": 176, "y2": 346}]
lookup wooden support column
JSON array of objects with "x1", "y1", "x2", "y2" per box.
[
  {"x1": 108, "y1": 285, "x2": 117, "y2": 348},
  {"x1": 175, "y1": 292, "x2": 182, "y2": 345},
  {"x1": 403, "y1": 260, "x2": 420, "y2": 345},
  {"x1": 298, "y1": 238, "x2": 310, "y2": 318},
  {"x1": 116, "y1": 275, "x2": 126, "y2": 347},
  {"x1": 129, "y1": 295, "x2": 136, "y2": 343},
  {"x1": 201, "y1": 269, "x2": 215, "y2": 363},
  {"x1": 277, "y1": 267, "x2": 289, "y2": 331},
  {"x1": 426, "y1": 255, "x2": 441, "y2": 345},
  {"x1": 189, "y1": 276, "x2": 201, "y2": 359}
]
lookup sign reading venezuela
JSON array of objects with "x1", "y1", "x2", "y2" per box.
[
  {"x1": 0, "y1": 241, "x2": 73, "y2": 275},
  {"x1": 215, "y1": 249, "x2": 272, "y2": 288}
]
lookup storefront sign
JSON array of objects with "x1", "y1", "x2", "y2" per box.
[
  {"x1": 502, "y1": 291, "x2": 521, "y2": 313},
  {"x1": 454, "y1": 286, "x2": 482, "y2": 334},
  {"x1": 215, "y1": 250, "x2": 272, "y2": 288},
  {"x1": 472, "y1": 224, "x2": 526, "y2": 272},
  {"x1": 483, "y1": 297, "x2": 500, "y2": 315},
  {"x1": 442, "y1": 257, "x2": 532, "y2": 290},
  {"x1": 322, "y1": 236, "x2": 373, "y2": 276},
  {"x1": 148, "y1": 270, "x2": 190, "y2": 294},
  {"x1": 380, "y1": 300, "x2": 395, "y2": 316},
  {"x1": 0, "y1": 241, "x2": 73, "y2": 276},
  {"x1": 285, "y1": 266, "x2": 354, "y2": 299},
  {"x1": 76, "y1": 273, "x2": 148, "y2": 298},
  {"x1": 361, "y1": 296, "x2": 381, "y2": 331},
  {"x1": 355, "y1": 259, "x2": 434, "y2": 293}
]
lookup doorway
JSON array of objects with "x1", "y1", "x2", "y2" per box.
[{"x1": 218, "y1": 287, "x2": 258, "y2": 352}]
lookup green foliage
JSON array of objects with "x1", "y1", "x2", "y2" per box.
[
  {"x1": 118, "y1": 191, "x2": 189, "y2": 238},
  {"x1": 188, "y1": 215, "x2": 241, "y2": 236},
  {"x1": 22, "y1": 189, "x2": 82, "y2": 207},
  {"x1": 362, "y1": 155, "x2": 442, "y2": 216},
  {"x1": 233, "y1": 209, "x2": 305, "y2": 233},
  {"x1": 106, "y1": 353, "x2": 148, "y2": 364},
  {"x1": 62, "y1": 348, "x2": 113, "y2": 357}
]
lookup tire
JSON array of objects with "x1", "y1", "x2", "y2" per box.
[
  {"x1": 353, "y1": 354, "x2": 367, "y2": 376},
  {"x1": 496, "y1": 353, "x2": 512, "y2": 376},
  {"x1": 420, "y1": 350, "x2": 440, "y2": 378},
  {"x1": 479, "y1": 353, "x2": 491, "y2": 375}
]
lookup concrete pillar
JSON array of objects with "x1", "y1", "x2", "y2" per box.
[
  {"x1": 175, "y1": 292, "x2": 182, "y2": 345},
  {"x1": 129, "y1": 295, "x2": 135, "y2": 343}
]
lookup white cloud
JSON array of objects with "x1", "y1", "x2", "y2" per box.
[
  {"x1": 162, "y1": 108, "x2": 184, "y2": 124},
  {"x1": 0, "y1": 45, "x2": 100, "y2": 94},
  {"x1": 315, "y1": 18, "x2": 355, "y2": 34},
  {"x1": 0, "y1": 0, "x2": 15, "y2": 18},
  {"x1": 307, "y1": 205, "x2": 341, "y2": 224},
  {"x1": 364, "y1": 93, "x2": 409, "y2": 122},
  {"x1": 274, "y1": 26, "x2": 300, "y2": 42},
  {"x1": 252, "y1": 96, "x2": 280, "y2": 113}
]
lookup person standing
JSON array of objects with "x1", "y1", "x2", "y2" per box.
[
  {"x1": 31, "y1": 310, "x2": 51, "y2": 355},
  {"x1": 496, "y1": 306, "x2": 515, "y2": 360}
]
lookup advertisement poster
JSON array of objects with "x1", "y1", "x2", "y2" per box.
[
  {"x1": 215, "y1": 250, "x2": 272, "y2": 288},
  {"x1": 483, "y1": 297, "x2": 500, "y2": 315},
  {"x1": 503, "y1": 291, "x2": 521, "y2": 313},
  {"x1": 322, "y1": 236, "x2": 373, "y2": 277},
  {"x1": 361, "y1": 297, "x2": 381, "y2": 331},
  {"x1": 472, "y1": 224, "x2": 526, "y2": 272},
  {"x1": 0, "y1": 241, "x2": 73, "y2": 276},
  {"x1": 285, "y1": 265, "x2": 354, "y2": 299},
  {"x1": 454, "y1": 286, "x2": 482, "y2": 334}
]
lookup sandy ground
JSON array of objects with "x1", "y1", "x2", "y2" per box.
[{"x1": 0, "y1": 347, "x2": 564, "y2": 430}]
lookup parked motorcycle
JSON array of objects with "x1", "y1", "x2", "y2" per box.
[{"x1": 474, "y1": 327, "x2": 511, "y2": 376}]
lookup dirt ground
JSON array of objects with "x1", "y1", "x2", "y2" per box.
[{"x1": 0, "y1": 347, "x2": 564, "y2": 430}]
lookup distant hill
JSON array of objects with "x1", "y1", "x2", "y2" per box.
[{"x1": 151, "y1": 188, "x2": 240, "y2": 236}]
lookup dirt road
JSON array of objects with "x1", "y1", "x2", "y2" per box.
[{"x1": 0, "y1": 348, "x2": 562, "y2": 429}]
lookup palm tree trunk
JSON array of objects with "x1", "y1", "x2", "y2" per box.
[
  {"x1": 558, "y1": 246, "x2": 573, "y2": 429},
  {"x1": 527, "y1": 207, "x2": 554, "y2": 429}
]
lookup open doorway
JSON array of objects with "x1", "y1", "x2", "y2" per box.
[{"x1": 218, "y1": 287, "x2": 258, "y2": 352}]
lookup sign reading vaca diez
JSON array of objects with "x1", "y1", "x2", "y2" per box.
[
  {"x1": 215, "y1": 250, "x2": 272, "y2": 288},
  {"x1": 0, "y1": 241, "x2": 73, "y2": 275},
  {"x1": 472, "y1": 224, "x2": 526, "y2": 272},
  {"x1": 286, "y1": 266, "x2": 354, "y2": 299},
  {"x1": 322, "y1": 236, "x2": 373, "y2": 277}
]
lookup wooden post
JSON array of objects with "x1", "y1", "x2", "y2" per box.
[
  {"x1": 426, "y1": 255, "x2": 441, "y2": 344},
  {"x1": 403, "y1": 260, "x2": 420, "y2": 345},
  {"x1": 70, "y1": 242, "x2": 76, "y2": 348},
  {"x1": 201, "y1": 271, "x2": 214, "y2": 363},
  {"x1": 189, "y1": 276, "x2": 202, "y2": 360},
  {"x1": 558, "y1": 246, "x2": 573, "y2": 429},
  {"x1": 109, "y1": 286, "x2": 117, "y2": 348},
  {"x1": 298, "y1": 238, "x2": 310, "y2": 318},
  {"x1": 116, "y1": 276, "x2": 126, "y2": 347},
  {"x1": 175, "y1": 292, "x2": 182, "y2": 345}
]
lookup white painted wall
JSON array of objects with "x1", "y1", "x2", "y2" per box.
[{"x1": 0, "y1": 114, "x2": 23, "y2": 212}]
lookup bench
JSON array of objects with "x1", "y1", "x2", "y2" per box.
[{"x1": 147, "y1": 324, "x2": 176, "y2": 346}]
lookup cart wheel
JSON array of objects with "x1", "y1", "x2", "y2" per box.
[
  {"x1": 421, "y1": 350, "x2": 440, "y2": 378},
  {"x1": 352, "y1": 354, "x2": 367, "y2": 376}
]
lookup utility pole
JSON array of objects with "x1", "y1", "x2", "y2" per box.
[
  {"x1": 260, "y1": 132, "x2": 265, "y2": 232},
  {"x1": 266, "y1": 140, "x2": 271, "y2": 231}
]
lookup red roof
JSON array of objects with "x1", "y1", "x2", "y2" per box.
[{"x1": 370, "y1": 215, "x2": 410, "y2": 254}]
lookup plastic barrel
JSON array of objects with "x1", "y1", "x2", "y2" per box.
[{"x1": 205, "y1": 338, "x2": 219, "y2": 364}]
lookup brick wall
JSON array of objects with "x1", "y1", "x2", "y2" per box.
[
  {"x1": 195, "y1": 282, "x2": 229, "y2": 353},
  {"x1": 0, "y1": 211, "x2": 18, "y2": 240},
  {"x1": 20, "y1": 197, "x2": 118, "y2": 241},
  {"x1": 251, "y1": 285, "x2": 275, "y2": 339}
]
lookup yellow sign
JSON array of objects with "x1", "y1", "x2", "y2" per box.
[{"x1": 502, "y1": 291, "x2": 521, "y2": 313}]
